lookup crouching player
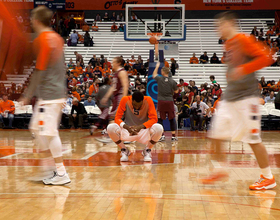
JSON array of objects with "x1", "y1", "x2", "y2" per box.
[{"x1": 107, "y1": 91, "x2": 163, "y2": 162}]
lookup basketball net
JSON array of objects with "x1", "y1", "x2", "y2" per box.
[{"x1": 147, "y1": 33, "x2": 162, "y2": 61}]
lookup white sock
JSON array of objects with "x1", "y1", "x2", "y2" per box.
[
  {"x1": 261, "y1": 166, "x2": 273, "y2": 179},
  {"x1": 55, "y1": 162, "x2": 66, "y2": 176},
  {"x1": 118, "y1": 141, "x2": 126, "y2": 149}
]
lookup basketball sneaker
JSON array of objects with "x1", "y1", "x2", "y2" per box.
[
  {"x1": 200, "y1": 171, "x2": 229, "y2": 184},
  {"x1": 43, "y1": 172, "x2": 71, "y2": 185},
  {"x1": 28, "y1": 170, "x2": 55, "y2": 182},
  {"x1": 171, "y1": 137, "x2": 178, "y2": 142},
  {"x1": 101, "y1": 129, "x2": 107, "y2": 135},
  {"x1": 120, "y1": 148, "x2": 130, "y2": 162},
  {"x1": 249, "y1": 175, "x2": 277, "y2": 190},
  {"x1": 158, "y1": 135, "x2": 165, "y2": 142},
  {"x1": 142, "y1": 149, "x2": 152, "y2": 162}
]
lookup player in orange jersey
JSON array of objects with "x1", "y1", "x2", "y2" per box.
[
  {"x1": 201, "y1": 11, "x2": 276, "y2": 190},
  {"x1": 107, "y1": 91, "x2": 163, "y2": 162},
  {"x1": 20, "y1": 6, "x2": 70, "y2": 185}
]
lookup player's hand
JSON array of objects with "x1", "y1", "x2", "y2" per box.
[
  {"x1": 100, "y1": 97, "x2": 108, "y2": 106},
  {"x1": 156, "y1": 62, "x2": 160, "y2": 69},
  {"x1": 123, "y1": 124, "x2": 136, "y2": 135},
  {"x1": 228, "y1": 67, "x2": 245, "y2": 81},
  {"x1": 131, "y1": 125, "x2": 145, "y2": 133}
]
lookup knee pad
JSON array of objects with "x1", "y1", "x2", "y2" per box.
[{"x1": 151, "y1": 123, "x2": 163, "y2": 134}]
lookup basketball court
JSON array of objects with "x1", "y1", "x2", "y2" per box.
[{"x1": 0, "y1": 129, "x2": 279, "y2": 219}]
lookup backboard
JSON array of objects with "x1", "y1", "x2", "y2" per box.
[{"x1": 125, "y1": 4, "x2": 186, "y2": 41}]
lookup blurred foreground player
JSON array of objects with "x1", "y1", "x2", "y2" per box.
[
  {"x1": 107, "y1": 91, "x2": 163, "y2": 162},
  {"x1": 202, "y1": 11, "x2": 276, "y2": 190},
  {"x1": 20, "y1": 6, "x2": 70, "y2": 185}
]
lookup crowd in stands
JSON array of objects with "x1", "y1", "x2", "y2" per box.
[{"x1": 189, "y1": 52, "x2": 225, "y2": 64}]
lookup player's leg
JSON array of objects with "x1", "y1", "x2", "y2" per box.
[
  {"x1": 107, "y1": 123, "x2": 130, "y2": 161},
  {"x1": 169, "y1": 118, "x2": 178, "y2": 141},
  {"x1": 38, "y1": 104, "x2": 70, "y2": 185},
  {"x1": 241, "y1": 98, "x2": 276, "y2": 190},
  {"x1": 145, "y1": 123, "x2": 163, "y2": 161}
]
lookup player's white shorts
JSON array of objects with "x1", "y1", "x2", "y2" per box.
[
  {"x1": 29, "y1": 99, "x2": 65, "y2": 136},
  {"x1": 208, "y1": 96, "x2": 262, "y2": 144},
  {"x1": 107, "y1": 123, "x2": 163, "y2": 145}
]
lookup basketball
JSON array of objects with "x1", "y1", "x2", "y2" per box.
[{"x1": 149, "y1": 36, "x2": 158, "y2": 45}]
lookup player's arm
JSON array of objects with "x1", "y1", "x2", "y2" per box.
[
  {"x1": 119, "y1": 70, "x2": 128, "y2": 97},
  {"x1": 153, "y1": 62, "x2": 160, "y2": 78},
  {"x1": 143, "y1": 97, "x2": 158, "y2": 128},
  {"x1": 23, "y1": 37, "x2": 51, "y2": 103},
  {"x1": 231, "y1": 35, "x2": 274, "y2": 80}
]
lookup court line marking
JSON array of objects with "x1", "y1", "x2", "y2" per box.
[
  {"x1": 0, "y1": 194, "x2": 279, "y2": 211},
  {"x1": 81, "y1": 151, "x2": 99, "y2": 160},
  {"x1": 0, "y1": 153, "x2": 23, "y2": 159}
]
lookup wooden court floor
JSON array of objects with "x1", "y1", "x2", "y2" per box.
[{"x1": 0, "y1": 129, "x2": 280, "y2": 220}]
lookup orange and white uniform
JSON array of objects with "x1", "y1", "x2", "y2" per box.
[
  {"x1": 209, "y1": 33, "x2": 273, "y2": 144},
  {"x1": 107, "y1": 96, "x2": 163, "y2": 145}
]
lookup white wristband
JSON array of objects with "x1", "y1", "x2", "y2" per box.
[{"x1": 120, "y1": 122, "x2": 125, "y2": 128}]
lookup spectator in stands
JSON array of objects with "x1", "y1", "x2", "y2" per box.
[
  {"x1": 133, "y1": 61, "x2": 141, "y2": 72},
  {"x1": 137, "y1": 55, "x2": 143, "y2": 64},
  {"x1": 69, "y1": 98, "x2": 87, "y2": 129},
  {"x1": 134, "y1": 74, "x2": 142, "y2": 87},
  {"x1": 177, "y1": 79, "x2": 185, "y2": 93},
  {"x1": 111, "y1": 22, "x2": 118, "y2": 32},
  {"x1": 68, "y1": 58, "x2": 74, "y2": 69},
  {"x1": 103, "y1": 58, "x2": 112, "y2": 69},
  {"x1": 103, "y1": 12, "x2": 109, "y2": 21},
  {"x1": 272, "y1": 56, "x2": 280, "y2": 66},
  {"x1": 84, "y1": 96, "x2": 96, "y2": 106},
  {"x1": 272, "y1": 42, "x2": 279, "y2": 54},
  {"x1": 117, "y1": 13, "x2": 124, "y2": 22},
  {"x1": 170, "y1": 58, "x2": 179, "y2": 76},
  {"x1": 74, "y1": 51, "x2": 83, "y2": 64},
  {"x1": 144, "y1": 59, "x2": 149, "y2": 69},
  {"x1": 265, "y1": 91, "x2": 275, "y2": 103},
  {"x1": 190, "y1": 53, "x2": 199, "y2": 64},
  {"x1": 200, "y1": 52, "x2": 209, "y2": 64},
  {"x1": 88, "y1": 55, "x2": 97, "y2": 67},
  {"x1": 69, "y1": 15, "x2": 76, "y2": 32},
  {"x1": 72, "y1": 87, "x2": 81, "y2": 101},
  {"x1": 111, "y1": 12, "x2": 117, "y2": 21},
  {"x1": 84, "y1": 66, "x2": 94, "y2": 78},
  {"x1": 92, "y1": 22, "x2": 99, "y2": 32},
  {"x1": 84, "y1": 31, "x2": 91, "y2": 47},
  {"x1": 102, "y1": 65, "x2": 111, "y2": 78},
  {"x1": 275, "y1": 91, "x2": 280, "y2": 109},
  {"x1": 82, "y1": 22, "x2": 90, "y2": 32},
  {"x1": 131, "y1": 12, "x2": 137, "y2": 21},
  {"x1": 164, "y1": 58, "x2": 169, "y2": 67},
  {"x1": 251, "y1": 26, "x2": 259, "y2": 36},
  {"x1": 95, "y1": 14, "x2": 101, "y2": 21},
  {"x1": 177, "y1": 102, "x2": 191, "y2": 129},
  {"x1": 138, "y1": 65, "x2": 147, "y2": 76},
  {"x1": 190, "y1": 80, "x2": 198, "y2": 93},
  {"x1": 0, "y1": 94, "x2": 15, "y2": 128},
  {"x1": 212, "y1": 83, "x2": 222, "y2": 100},
  {"x1": 266, "y1": 27, "x2": 275, "y2": 36},
  {"x1": 100, "y1": 55, "x2": 105, "y2": 66},
  {"x1": 190, "y1": 95, "x2": 210, "y2": 131},
  {"x1": 93, "y1": 63, "x2": 102, "y2": 78},
  {"x1": 129, "y1": 55, "x2": 136, "y2": 65},
  {"x1": 89, "y1": 78, "x2": 99, "y2": 96},
  {"x1": 210, "y1": 53, "x2": 220, "y2": 64},
  {"x1": 259, "y1": 28, "x2": 264, "y2": 37},
  {"x1": 184, "y1": 86, "x2": 194, "y2": 106},
  {"x1": 210, "y1": 75, "x2": 217, "y2": 84},
  {"x1": 124, "y1": 59, "x2": 131, "y2": 71},
  {"x1": 260, "y1": 76, "x2": 267, "y2": 88},
  {"x1": 70, "y1": 30, "x2": 78, "y2": 46},
  {"x1": 72, "y1": 61, "x2": 83, "y2": 78},
  {"x1": 68, "y1": 73, "x2": 77, "y2": 88},
  {"x1": 119, "y1": 24, "x2": 124, "y2": 32}
]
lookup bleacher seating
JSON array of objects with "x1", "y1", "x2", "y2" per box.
[{"x1": 65, "y1": 18, "x2": 279, "y2": 90}]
